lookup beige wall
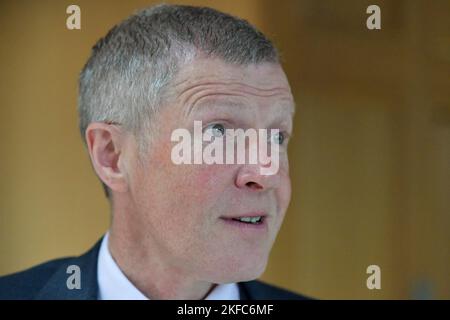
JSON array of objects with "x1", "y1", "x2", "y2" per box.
[{"x1": 0, "y1": 0, "x2": 449, "y2": 299}]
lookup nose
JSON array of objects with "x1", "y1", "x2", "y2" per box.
[{"x1": 235, "y1": 164, "x2": 281, "y2": 191}]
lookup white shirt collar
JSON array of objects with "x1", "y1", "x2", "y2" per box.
[{"x1": 97, "y1": 233, "x2": 240, "y2": 300}]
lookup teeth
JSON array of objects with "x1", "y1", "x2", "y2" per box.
[{"x1": 235, "y1": 216, "x2": 262, "y2": 224}]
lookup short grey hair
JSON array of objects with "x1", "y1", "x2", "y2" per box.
[{"x1": 78, "y1": 4, "x2": 280, "y2": 198}]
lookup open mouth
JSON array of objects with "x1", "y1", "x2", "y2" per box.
[
  {"x1": 220, "y1": 214, "x2": 268, "y2": 233},
  {"x1": 230, "y1": 216, "x2": 264, "y2": 225},
  {"x1": 220, "y1": 213, "x2": 267, "y2": 228}
]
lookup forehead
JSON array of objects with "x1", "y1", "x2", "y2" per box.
[
  {"x1": 173, "y1": 58, "x2": 291, "y2": 90},
  {"x1": 170, "y1": 57, "x2": 295, "y2": 114}
]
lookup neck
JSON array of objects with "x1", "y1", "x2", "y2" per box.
[{"x1": 108, "y1": 220, "x2": 215, "y2": 300}]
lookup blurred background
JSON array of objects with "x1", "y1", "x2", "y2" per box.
[{"x1": 0, "y1": 0, "x2": 449, "y2": 299}]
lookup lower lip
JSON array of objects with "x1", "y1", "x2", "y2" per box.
[{"x1": 220, "y1": 217, "x2": 268, "y2": 232}]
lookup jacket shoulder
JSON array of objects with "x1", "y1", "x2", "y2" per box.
[
  {"x1": 240, "y1": 280, "x2": 313, "y2": 300},
  {"x1": 0, "y1": 238, "x2": 102, "y2": 300},
  {"x1": 0, "y1": 257, "x2": 74, "y2": 300}
]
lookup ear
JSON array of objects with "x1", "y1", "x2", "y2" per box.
[{"x1": 85, "y1": 122, "x2": 129, "y2": 194}]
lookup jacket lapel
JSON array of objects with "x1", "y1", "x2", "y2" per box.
[
  {"x1": 35, "y1": 239, "x2": 102, "y2": 300},
  {"x1": 237, "y1": 282, "x2": 251, "y2": 300}
]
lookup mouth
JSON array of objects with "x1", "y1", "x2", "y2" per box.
[
  {"x1": 220, "y1": 213, "x2": 268, "y2": 231},
  {"x1": 230, "y1": 216, "x2": 265, "y2": 224}
]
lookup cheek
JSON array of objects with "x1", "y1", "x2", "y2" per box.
[
  {"x1": 277, "y1": 164, "x2": 292, "y2": 216},
  {"x1": 281, "y1": 176, "x2": 292, "y2": 211},
  {"x1": 148, "y1": 139, "x2": 231, "y2": 216},
  {"x1": 174, "y1": 164, "x2": 231, "y2": 207}
]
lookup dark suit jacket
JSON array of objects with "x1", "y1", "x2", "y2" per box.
[{"x1": 0, "y1": 238, "x2": 309, "y2": 300}]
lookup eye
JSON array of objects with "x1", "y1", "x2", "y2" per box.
[
  {"x1": 271, "y1": 131, "x2": 286, "y2": 145},
  {"x1": 204, "y1": 123, "x2": 226, "y2": 138}
]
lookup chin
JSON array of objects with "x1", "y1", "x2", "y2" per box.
[
  {"x1": 209, "y1": 253, "x2": 269, "y2": 284},
  {"x1": 237, "y1": 261, "x2": 267, "y2": 282}
]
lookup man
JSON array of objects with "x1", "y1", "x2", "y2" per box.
[{"x1": 0, "y1": 4, "x2": 306, "y2": 300}]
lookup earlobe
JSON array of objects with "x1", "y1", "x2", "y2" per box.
[{"x1": 85, "y1": 123, "x2": 129, "y2": 193}]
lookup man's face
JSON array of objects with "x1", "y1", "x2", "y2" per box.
[{"x1": 126, "y1": 58, "x2": 294, "y2": 283}]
